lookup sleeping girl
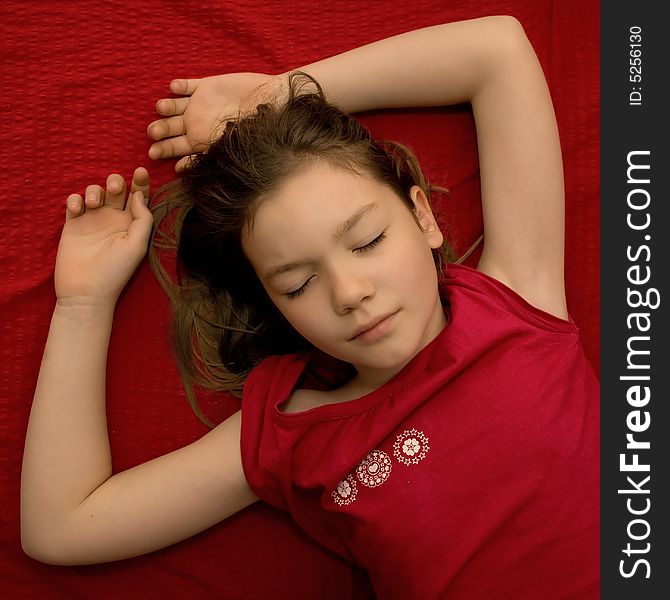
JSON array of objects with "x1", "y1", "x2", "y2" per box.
[{"x1": 22, "y1": 16, "x2": 599, "y2": 599}]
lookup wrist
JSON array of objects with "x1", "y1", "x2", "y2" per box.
[
  {"x1": 54, "y1": 297, "x2": 117, "y2": 323},
  {"x1": 266, "y1": 73, "x2": 291, "y2": 105},
  {"x1": 277, "y1": 67, "x2": 358, "y2": 114}
]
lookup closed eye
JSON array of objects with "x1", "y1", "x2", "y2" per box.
[
  {"x1": 354, "y1": 231, "x2": 387, "y2": 253},
  {"x1": 285, "y1": 276, "x2": 314, "y2": 299},
  {"x1": 284, "y1": 232, "x2": 387, "y2": 300}
]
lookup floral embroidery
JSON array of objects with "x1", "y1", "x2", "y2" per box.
[
  {"x1": 356, "y1": 450, "x2": 392, "y2": 488},
  {"x1": 393, "y1": 429, "x2": 430, "y2": 465},
  {"x1": 332, "y1": 474, "x2": 358, "y2": 506},
  {"x1": 332, "y1": 431, "x2": 429, "y2": 506}
]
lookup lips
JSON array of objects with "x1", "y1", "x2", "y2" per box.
[{"x1": 349, "y1": 311, "x2": 398, "y2": 341}]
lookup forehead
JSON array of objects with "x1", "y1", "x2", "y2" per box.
[{"x1": 242, "y1": 163, "x2": 398, "y2": 259}]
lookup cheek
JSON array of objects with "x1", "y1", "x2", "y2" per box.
[
  {"x1": 387, "y1": 242, "x2": 439, "y2": 303},
  {"x1": 274, "y1": 298, "x2": 327, "y2": 340},
  {"x1": 386, "y1": 229, "x2": 435, "y2": 277}
]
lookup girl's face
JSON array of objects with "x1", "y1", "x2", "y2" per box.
[{"x1": 242, "y1": 162, "x2": 446, "y2": 383}]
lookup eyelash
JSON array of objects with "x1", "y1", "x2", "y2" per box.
[
  {"x1": 354, "y1": 231, "x2": 387, "y2": 253},
  {"x1": 284, "y1": 232, "x2": 387, "y2": 299}
]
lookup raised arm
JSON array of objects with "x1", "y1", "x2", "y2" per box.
[
  {"x1": 289, "y1": 16, "x2": 567, "y2": 319},
  {"x1": 21, "y1": 171, "x2": 257, "y2": 565},
  {"x1": 150, "y1": 16, "x2": 566, "y2": 318}
]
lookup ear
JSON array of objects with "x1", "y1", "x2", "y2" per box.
[{"x1": 409, "y1": 185, "x2": 444, "y2": 249}]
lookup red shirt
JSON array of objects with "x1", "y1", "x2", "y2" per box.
[{"x1": 240, "y1": 264, "x2": 599, "y2": 599}]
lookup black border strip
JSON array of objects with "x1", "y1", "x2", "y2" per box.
[{"x1": 601, "y1": 3, "x2": 670, "y2": 597}]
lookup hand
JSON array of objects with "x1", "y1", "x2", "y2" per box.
[
  {"x1": 147, "y1": 73, "x2": 281, "y2": 172},
  {"x1": 55, "y1": 168, "x2": 153, "y2": 306}
]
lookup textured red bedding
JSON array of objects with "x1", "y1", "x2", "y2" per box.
[{"x1": 0, "y1": 1, "x2": 598, "y2": 598}]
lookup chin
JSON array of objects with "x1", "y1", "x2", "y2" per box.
[{"x1": 355, "y1": 340, "x2": 422, "y2": 371}]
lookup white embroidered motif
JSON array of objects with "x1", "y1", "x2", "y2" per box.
[
  {"x1": 393, "y1": 429, "x2": 430, "y2": 465},
  {"x1": 332, "y1": 474, "x2": 358, "y2": 506},
  {"x1": 356, "y1": 450, "x2": 392, "y2": 488}
]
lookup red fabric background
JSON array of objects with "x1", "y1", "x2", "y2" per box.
[{"x1": 0, "y1": 1, "x2": 598, "y2": 598}]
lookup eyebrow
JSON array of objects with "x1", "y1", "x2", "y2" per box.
[{"x1": 264, "y1": 202, "x2": 380, "y2": 281}]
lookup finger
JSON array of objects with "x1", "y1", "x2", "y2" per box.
[
  {"x1": 169, "y1": 78, "x2": 200, "y2": 96},
  {"x1": 148, "y1": 135, "x2": 194, "y2": 160},
  {"x1": 175, "y1": 155, "x2": 196, "y2": 172},
  {"x1": 128, "y1": 167, "x2": 151, "y2": 207},
  {"x1": 84, "y1": 185, "x2": 104, "y2": 210},
  {"x1": 104, "y1": 174, "x2": 127, "y2": 209},
  {"x1": 65, "y1": 193, "x2": 83, "y2": 222},
  {"x1": 147, "y1": 115, "x2": 186, "y2": 141},
  {"x1": 127, "y1": 190, "x2": 154, "y2": 250},
  {"x1": 155, "y1": 97, "x2": 189, "y2": 117}
]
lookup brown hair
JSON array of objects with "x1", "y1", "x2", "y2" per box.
[{"x1": 149, "y1": 71, "x2": 464, "y2": 427}]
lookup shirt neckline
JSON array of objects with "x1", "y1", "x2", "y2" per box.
[{"x1": 272, "y1": 308, "x2": 451, "y2": 428}]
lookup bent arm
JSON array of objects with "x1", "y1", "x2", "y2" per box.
[
  {"x1": 22, "y1": 302, "x2": 257, "y2": 565},
  {"x1": 22, "y1": 301, "x2": 117, "y2": 552},
  {"x1": 285, "y1": 15, "x2": 514, "y2": 114},
  {"x1": 289, "y1": 16, "x2": 567, "y2": 318}
]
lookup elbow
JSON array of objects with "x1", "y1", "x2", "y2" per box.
[
  {"x1": 492, "y1": 15, "x2": 531, "y2": 50},
  {"x1": 479, "y1": 15, "x2": 535, "y2": 77},
  {"x1": 474, "y1": 15, "x2": 528, "y2": 47},
  {"x1": 22, "y1": 538, "x2": 60, "y2": 566},
  {"x1": 21, "y1": 518, "x2": 81, "y2": 566},
  {"x1": 20, "y1": 502, "x2": 56, "y2": 564},
  {"x1": 21, "y1": 488, "x2": 83, "y2": 565},
  {"x1": 21, "y1": 530, "x2": 69, "y2": 566},
  {"x1": 487, "y1": 14, "x2": 524, "y2": 33}
]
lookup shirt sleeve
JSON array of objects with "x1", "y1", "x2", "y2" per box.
[{"x1": 239, "y1": 355, "x2": 290, "y2": 511}]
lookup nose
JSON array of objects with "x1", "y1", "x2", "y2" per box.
[{"x1": 330, "y1": 265, "x2": 375, "y2": 314}]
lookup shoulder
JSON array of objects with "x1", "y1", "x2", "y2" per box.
[
  {"x1": 442, "y1": 263, "x2": 576, "y2": 333},
  {"x1": 246, "y1": 351, "x2": 306, "y2": 385},
  {"x1": 242, "y1": 352, "x2": 308, "y2": 418},
  {"x1": 476, "y1": 261, "x2": 569, "y2": 321}
]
